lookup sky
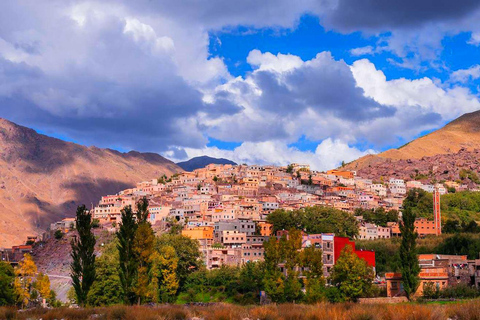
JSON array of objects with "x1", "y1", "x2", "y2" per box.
[{"x1": 1, "y1": 1, "x2": 480, "y2": 171}]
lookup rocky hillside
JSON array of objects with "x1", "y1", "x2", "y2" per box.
[
  {"x1": 354, "y1": 148, "x2": 480, "y2": 186},
  {"x1": 0, "y1": 118, "x2": 180, "y2": 247},
  {"x1": 177, "y1": 155, "x2": 237, "y2": 172},
  {"x1": 346, "y1": 110, "x2": 480, "y2": 171}
]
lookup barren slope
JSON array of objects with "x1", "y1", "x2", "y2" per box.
[
  {"x1": 345, "y1": 110, "x2": 480, "y2": 171},
  {"x1": 0, "y1": 118, "x2": 180, "y2": 247}
]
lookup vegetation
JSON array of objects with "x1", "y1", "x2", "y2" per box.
[
  {"x1": 285, "y1": 164, "x2": 294, "y2": 173},
  {"x1": 54, "y1": 229, "x2": 63, "y2": 240},
  {"x1": 117, "y1": 205, "x2": 138, "y2": 304},
  {"x1": 12, "y1": 254, "x2": 56, "y2": 308},
  {"x1": 354, "y1": 207, "x2": 399, "y2": 226},
  {"x1": 0, "y1": 262, "x2": 15, "y2": 306},
  {"x1": 87, "y1": 240, "x2": 124, "y2": 306},
  {"x1": 405, "y1": 189, "x2": 480, "y2": 223},
  {"x1": 5, "y1": 300, "x2": 480, "y2": 320},
  {"x1": 423, "y1": 282, "x2": 480, "y2": 300},
  {"x1": 267, "y1": 206, "x2": 359, "y2": 238},
  {"x1": 399, "y1": 197, "x2": 420, "y2": 301},
  {"x1": 329, "y1": 245, "x2": 374, "y2": 302},
  {"x1": 70, "y1": 205, "x2": 96, "y2": 307}
]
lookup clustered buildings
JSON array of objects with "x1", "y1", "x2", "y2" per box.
[{"x1": 80, "y1": 163, "x2": 451, "y2": 272}]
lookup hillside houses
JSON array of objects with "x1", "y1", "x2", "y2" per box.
[{"x1": 87, "y1": 163, "x2": 456, "y2": 269}]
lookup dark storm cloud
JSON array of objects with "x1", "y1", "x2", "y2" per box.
[{"x1": 321, "y1": 0, "x2": 480, "y2": 31}]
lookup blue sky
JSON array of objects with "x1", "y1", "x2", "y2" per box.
[{"x1": 1, "y1": 1, "x2": 480, "y2": 170}]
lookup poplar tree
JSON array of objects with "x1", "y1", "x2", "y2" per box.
[
  {"x1": 117, "y1": 205, "x2": 138, "y2": 304},
  {"x1": 70, "y1": 205, "x2": 96, "y2": 306},
  {"x1": 399, "y1": 205, "x2": 420, "y2": 300}
]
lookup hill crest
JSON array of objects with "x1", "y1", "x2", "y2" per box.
[{"x1": 0, "y1": 118, "x2": 181, "y2": 247}]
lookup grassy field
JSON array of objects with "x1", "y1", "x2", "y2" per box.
[{"x1": 2, "y1": 300, "x2": 480, "y2": 320}]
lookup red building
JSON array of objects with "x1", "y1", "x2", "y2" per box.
[{"x1": 334, "y1": 237, "x2": 375, "y2": 268}]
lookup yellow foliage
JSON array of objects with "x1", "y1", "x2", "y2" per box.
[{"x1": 14, "y1": 253, "x2": 37, "y2": 307}]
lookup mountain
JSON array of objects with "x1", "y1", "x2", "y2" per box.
[
  {"x1": 0, "y1": 118, "x2": 181, "y2": 247},
  {"x1": 345, "y1": 110, "x2": 480, "y2": 171},
  {"x1": 177, "y1": 156, "x2": 237, "y2": 172}
]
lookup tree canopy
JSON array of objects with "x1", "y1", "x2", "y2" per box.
[{"x1": 267, "y1": 206, "x2": 359, "y2": 238}]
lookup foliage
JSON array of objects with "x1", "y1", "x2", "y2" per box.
[
  {"x1": 156, "y1": 233, "x2": 201, "y2": 287},
  {"x1": 34, "y1": 273, "x2": 52, "y2": 301},
  {"x1": 403, "y1": 189, "x2": 480, "y2": 222},
  {"x1": 87, "y1": 240, "x2": 124, "y2": 306},
  {"x1": 354, "y1": 207, "x2": 399, "y2": 227},
  {"x1": 14, "y1": 254, "x2": 37, "y2": 307},
  {"x1": 434, "y1": 233, "x2": 480, "y2": 259},
  {"x1": 117, "y1": 205, "x2": 138, "y2": 304},
  {"x1": 329, "y1": 245, "x2": 373, "y2": 302},
  {"x1": 0, "y1": 261, "x2": 15, "y2": 306},
  {"x1": 286, "y1": 164, "x2": 294, "y2": 173},
  {"x1": 263, "y1": 230, "x2": 304, "y2": 303},
  {"x1": 399, "y1": 190, "x2": 421, "y2": 301},
  {"x1": 70, "y1": 205, "x2": 96, "y2": 306},
  {"x1": 267, "y1": 206, "x2": 359, "y2": 238},
  {"x1": 149, "y1": 246, "x2": 179, "y2": 303},
  {"x1": 91, "y1": 219, "x2": 100, "y2": 229},
  {"x1": 301, "y1": 246, "x2": 325, "y2": 303},
  {"x1": 423, "y1": 282, "x2": 480, "y2": 300},
  {"x1": 459, "y1": 169, "x2": 480, "y2": 184},
  {"x1": 133, "y1": 222, "x2": 155, "y2": 304},
  {"x1": 136, "y1": 197, "x2": 149, "y2": 223},
  {"x1": 54, "y1": 230, "x2": 63, "y2": 239}
]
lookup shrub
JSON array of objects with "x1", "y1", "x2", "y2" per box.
[{"x1": 54, "y1": 229, "x2": 63, "y2": 239}]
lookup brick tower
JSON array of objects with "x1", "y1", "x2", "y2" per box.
[{"x1": 433, "y1": 187, "x2": 442, "y2": 235}]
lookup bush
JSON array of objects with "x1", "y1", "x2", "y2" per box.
[
  {"x1": 92, "y1": 219, "x2": 100, "y2": 228},
  {"x1": 54, "y1": 230, "x2": 63, "y2": 239},
  {"x1": 325, "y1": 286, "x2": 345, "y2": 303}
]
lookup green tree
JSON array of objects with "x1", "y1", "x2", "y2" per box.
[
  {"x1": 0, "y1": 261, "x2": 15, "y2": 306},
  {"x1": 133, "y1": 222, "x2": 155, "y2": 304},
  {"x1": 399, "y1": 200, "x2": 420, "y2": 301},
  {"x1": 267, "y1": 206, "x2": 358, "y2": 237},
  {"x1": 87, "y1": 241, "x2": 124, "y2": 306},
  {"x1": 329, "y1": 245, "x2": 373, "y2": 302},
  {"x1": 117, "y1": 205, "x2": 138, "y2": 304},
  {"x1": 70, "y1": 205, "x2": 96, "y2": 306},
  {"x1": 263, "y1": 236, "x2": 285, "y2": 303},
  {"x1": 237, "y1": 262, "x2": 265, "y2": 303},
  {"x1": 54, "y1": 230, "x2": 63, "y2": 239},
  {"x1": 301, "y1": 246, "x2": 325, "y2": 303},
  {"x1": 136, "y1": 197, "x2": 149, "y2": 223},
  {"x1": 156, "y1": 233, "x2": 201, "y2": 288},
  {"x1": 443, "y1": 219, "x2": 461, "y2": 233}
]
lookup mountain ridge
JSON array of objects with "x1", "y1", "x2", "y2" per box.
[
  {"x1": 0, "y1": 118, "x2": 181, "y2": 247},
  {"x1": 177, "y1": 155, "x2": 237, "y2": 172}
]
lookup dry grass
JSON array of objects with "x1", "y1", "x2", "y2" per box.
[{"x1": 2, "y1": 300, "x2": 480, "y2": 320}]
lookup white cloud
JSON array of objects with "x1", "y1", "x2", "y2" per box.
[
  {"x1": 468, "y1": 32, "x2": 480, "y2": 46},
  {"x1": 177, "y1": 139, "x2": 376, "y2": 171},
  {"x1": 247, "y1": 49, "x2": 303, "y2": 73},
  {"x1": 449, "y1": 65, "x2": 480, "y2": 83},
  {"x1": 351, "y1": 59, "x2": 480, "y2": 120},
  {"x1": 349, "y1": 46, "x2": 375, "y2": 56}
]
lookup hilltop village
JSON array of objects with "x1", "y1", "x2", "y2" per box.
[{"x1": 65, "y1": 163, "x2": 456, "y2": 273}]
